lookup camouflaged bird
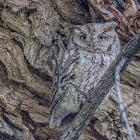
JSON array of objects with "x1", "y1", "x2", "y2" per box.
[{"x1": 49, "y1": 22, "x2": 120, "y2": 129}]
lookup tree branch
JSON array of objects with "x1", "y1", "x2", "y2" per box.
[
  {"x1": 115, "y1": 57, "x2": 134, "y2": 140},
  {"x1": 59, "y1": 32, "x2": 140, "y2": 140}
]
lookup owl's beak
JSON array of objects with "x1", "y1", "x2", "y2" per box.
[{"x1": 90, "y1": 42, "x2": 93, "y2": 49}]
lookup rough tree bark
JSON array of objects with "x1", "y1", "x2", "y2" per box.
[{"x1": 0, "y1": 0, "x2": 139, "y2": 140}]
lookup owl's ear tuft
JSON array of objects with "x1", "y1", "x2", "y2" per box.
[
  {"x1": 73, "y1": 26, "x2": 81, "y2": 34},
  {"x1": 104, "y1": 22, "x2": 118, "y2": 31}
]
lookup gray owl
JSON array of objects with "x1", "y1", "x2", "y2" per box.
[{"x1": 49, "y1": 22, "x2": 120, "y2": 129}]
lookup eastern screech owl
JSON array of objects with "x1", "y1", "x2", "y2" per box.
[{"x1": 49, "y1": 22, "x2": 120, "y2": 129}]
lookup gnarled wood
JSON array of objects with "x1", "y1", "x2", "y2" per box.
[{"x1": 0, "y1": 0, "x2": 139, "y2": 139}]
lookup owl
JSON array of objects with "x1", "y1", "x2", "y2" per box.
[{"x1": 49, "y1": 22, "x2": 120, "y2": 129}]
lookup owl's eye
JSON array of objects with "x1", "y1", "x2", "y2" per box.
[
  {"x1": 80, "y1": 34, "x2": 86, "y2": 40},
  {"x1": 98, "y1": 36, "x2": 106, "y2": 40}
]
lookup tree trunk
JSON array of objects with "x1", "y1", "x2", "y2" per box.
[{"x1": 0, "y1": 0, "x2": 139, "y2": 140}]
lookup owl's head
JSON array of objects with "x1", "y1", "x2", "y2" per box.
[{"x1": 69, "y1": 22, "x2": 119, "y2": 53}]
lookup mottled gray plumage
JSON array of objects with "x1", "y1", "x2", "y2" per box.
[{"x1": 49, "y1": 22, "x2": 120, "y2": 129}]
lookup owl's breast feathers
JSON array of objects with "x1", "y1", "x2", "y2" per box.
[{"x1": 49, "y1": 48, "x2": 119, "y2": 129}]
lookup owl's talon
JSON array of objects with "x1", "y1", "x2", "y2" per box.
[
  {"x1": 84, "y1": 92, "x2": 90, "y2": 98},
  {"x1": 86, "y1": 97, "x2": 92, "y2": 103}
]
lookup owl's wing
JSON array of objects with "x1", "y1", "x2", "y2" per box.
[
  {"x1": 50, "y1": 49, "x2": 80, "y2": 111},
  {"x1": 60, "y1": 48, "x2": 80, "y2": 81},
  {"x1": 50, "y1": 87, "x2": 68, "y2": 112}
]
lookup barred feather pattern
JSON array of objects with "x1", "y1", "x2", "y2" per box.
[{"x1": 49, "y1": 22, "x2": 120, "y2": 129}]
